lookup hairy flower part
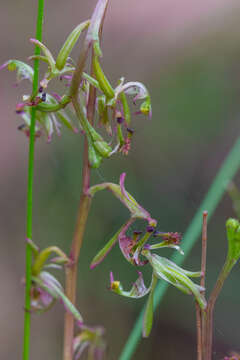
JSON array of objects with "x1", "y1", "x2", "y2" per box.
[{"x1": 74, "y1": 324, "x2": 106, "y2": 360}]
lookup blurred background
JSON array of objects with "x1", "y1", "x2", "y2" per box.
[{"x1": 1, "y1": 0, "x2": 240, "y2": 359}]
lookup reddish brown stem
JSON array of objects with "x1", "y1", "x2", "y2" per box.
[
  {"x1": 196, "y1": 211, "x2": 208, "y2": 360},
  {"x1": 63, "y1": 59, "x2": 96, "y2": 360},
  {"x1": 205, "y1": 258, "x2": 234, "y2": 360}
]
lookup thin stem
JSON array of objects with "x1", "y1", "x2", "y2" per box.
[
  {"x1": 196, "y1": 211, "x2": 208, "y2": 360},
  {"x1": 63, "y1": 59, "x2": 96, "y2": 360},
  {"x1": 23, "y1": 1, "x2": 44, "y2": 360},
  {"x1": 195, "y1": 302, "x2": 202, "y2": 360},
  {"x1": 205, "y1": 257, "x2": 234, "y2": 360},
  {"x1": 119, "y1": 136, "x2": 240, "y2": 360}
]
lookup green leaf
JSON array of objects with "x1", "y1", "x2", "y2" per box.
[{"x1": 56, "y1": 20, "x2": 90, "y2": 70}]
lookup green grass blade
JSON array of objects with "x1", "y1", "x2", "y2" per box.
[{"x1": 23, "y1": 1, "x2": 45, "y2": 360}]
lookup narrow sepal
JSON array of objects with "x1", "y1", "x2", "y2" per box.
[
  {"x1": 0, "y1": 59, "x2": 34, "y2": 83},
  {"x1": 56, "y1": 20, "x2": 90, "y2": 70},
  {"x1": 110, "y1": 271, "x2": 151, "y2": 299}
]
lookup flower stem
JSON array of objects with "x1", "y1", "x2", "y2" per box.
[
  {"x1": 204, "y1": 257, "x2": 234, "y2": 360},
  {"x1": 195, "y1": 211, "x2": 208, "y2": 360},
  {"x1": 63, "y1": 57, "x2": 96, "y2": 360},
  {"x1": 23, "y1": 1, "x2": 45, "y2": 360}
]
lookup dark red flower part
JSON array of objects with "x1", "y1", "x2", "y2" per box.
[
  {"x1": 16, "y1": 102, "x2": 25, "y2": 114},
  {"x1": 126, "y1": 127, "x2": 134, "y2": 136},
  {"x1": 143, "y1": 244, "x2": 151, "y2": 250},
  {"x1": 133, "y1": 230, "x2": 143, "y2": 235},
  {"x1": 146, "y1": 226, "x2": 155, "y2": 233},
  {"x1": 163, "y1": 232, "x2": 182, "y2": 244}
]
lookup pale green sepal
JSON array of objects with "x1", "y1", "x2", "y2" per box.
[
  {"x1": 93, "y1": 55, "x2": 115, "y2": 99},
  {"x1": 56, "y1": 20, "x2": 90, "y2": 70},
  {"x1": 90, "y1": 225, "x2": 126, "y2": 269},
  {"x1": 226, "y1": 218, "x2": 240, "y2": 262},
  {"x1": 149, "y1": 241, "x2": 184, "y2": 255},
  {"x1": 144, "y1": 252, "x2": 206, "y2": 309},
  {"x1": 56, "y1": 110, "x2": 78, "y2": 133},
  {"x1": 1, "y1": 59, "x2": 34, "y2": 83},
  {"x1": 28, "y1": 55, "x2": 49, "y2": 64},
  {"x1": 32, "y1": 273, "x2": 83, "y2": 322},
  {"x1": 30, "y1": 38, "x2": 56, "y2": 73},
  {"x1": 32, "y1": 246, "x2": 69, "y2": 276},
  {"x1": 88, "y1": 138, "x2": 103, "y2": 168},
  {"x1": 82, "y1": 72, "x2": 100, "y2": 90},
  {"x1": 110, "y1": 271, "x2": 151, "y2": 299}
]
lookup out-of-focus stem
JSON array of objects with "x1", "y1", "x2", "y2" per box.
[{"x1": 23, "y1": 1, "x2": 45, "y2": 360}]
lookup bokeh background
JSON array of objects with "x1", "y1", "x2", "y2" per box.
[{"x1": 1, "y1": 0, "x2": 240, "y2": 359}]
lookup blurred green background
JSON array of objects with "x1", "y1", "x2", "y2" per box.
[{"x1": 1, "y1": 0, "x2": 240, "y2": 359}]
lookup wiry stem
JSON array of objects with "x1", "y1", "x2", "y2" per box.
[
  {"x1": 196, "y1": 211, "x2": 208, "y2": 360},
  {"x1": 23, "y1": 1, "x2": 45, "y2": 360},
  {"x1": 205, "y1": 257, "x2": 234, "y2": 360},
  {"x1": 63, "y1": 57, "x2": 96, "y2": 360}
]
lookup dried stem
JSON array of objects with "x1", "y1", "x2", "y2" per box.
[
  {"x1": 196, "y1": 211, "x2": 208, "y2": 360},
  {"x1": 63, "y1": 58, "x2": 96, "y2": 360}
]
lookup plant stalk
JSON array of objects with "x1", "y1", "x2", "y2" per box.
[
  {"x1": 63, "y1": 58, "x2": 96, "y2": 360},
  {"x1": 204, "y1": 257, "x2": 234, "y2": 360},
  {"x1": 196, "y1": 211, "x2": 208, "y2": 360},
  {"x1": 23, "y1": 1, "x2": 44, "y2": 360}
]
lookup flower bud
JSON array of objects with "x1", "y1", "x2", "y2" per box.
[{"x1": 226, "y1": 218, "x2": 240, "y2": 262}]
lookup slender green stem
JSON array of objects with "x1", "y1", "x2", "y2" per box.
[
  {"x1": 23, "y1": 1, "x2": 45, "y2": 360},
  {"x1": 119, "y1": 136, "x2": 240, "y2": 360}
]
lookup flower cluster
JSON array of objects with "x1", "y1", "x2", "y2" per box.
[
  {"x1": 1, "y1": 5, "x2": 152, "y2": 168},
  {"x1": 88, "y1": 173, "x2": 206, "y2": 337}
]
